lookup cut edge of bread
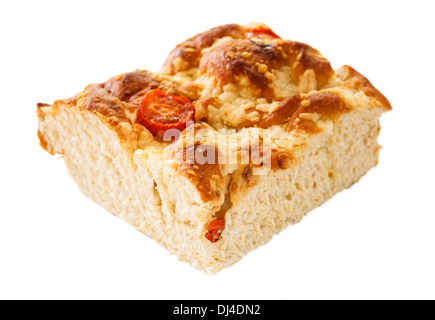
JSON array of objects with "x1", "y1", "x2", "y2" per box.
[{"x1": 37, "y1": 96, "x2": 385, "y2": 273}]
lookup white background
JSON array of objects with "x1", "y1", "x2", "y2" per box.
[{"x1": 0, "y1": 0, "x2": 434, "y2": 300}]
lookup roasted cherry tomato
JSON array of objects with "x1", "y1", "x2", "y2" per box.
[
  {"x1": 245, "y1": 27, "x2": 281, "y2": 40},
  {"x1": 137, "y1": 89, "x2": 194, "y2": 139},
  {"x1": 205, "y1": 219, "x2": 226, "y2": 243}
]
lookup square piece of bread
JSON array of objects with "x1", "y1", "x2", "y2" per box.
[{"x1": 37, "y1": 23, "x2": 391, "y2": 273}]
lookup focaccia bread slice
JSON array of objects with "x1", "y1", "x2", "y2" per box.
[{"x1": 37, "y1": 23, "x2": 391, "y2": 273}]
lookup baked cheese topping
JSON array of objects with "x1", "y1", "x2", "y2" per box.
[{"x1": 40, "y1": 23, "x2": 391, "y2": 243}]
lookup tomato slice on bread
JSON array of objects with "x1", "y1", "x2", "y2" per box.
[
  {"x1": 245, "y1": 26, "x2": 281, "y2": 40},
  {"x1": 205, "y1": 219, "x2": 225, "y2": 243},
  {"x1": 137, "y1": 89, "x2": 194, "y2": 139}
]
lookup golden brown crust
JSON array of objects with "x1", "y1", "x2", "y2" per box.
[
  {"x1": 105, "y1": 70, "x2": 161, "y2": 102},
  {"x1": 82, "y1": 70, "x2": 200, "y2": 109},
  {"x1": 41, "y1": 24, "x2": 389, "y2": 139},
  {"x1": 77, "y1": 87, "x2": 131, "y2": 123},
  {"x1": 200, "y1": 40, "x2": 287, "y2": 101},
  {"x1": 199, "y1": 39, "x2": 333, "y2": 102},
  {"x1": 163, "y1": 24, "x2": 245, "y2": 74},
  {"x1": 173, "y1": 141, "x2": 224, "y2": 203},
  {"x1": 337, "y1": 65, "x2": 392, "y2": 111},
  {"x1": 37, "y1": 103, "x2": 51, "y2": 109},
  {"x1": 283, "y1": 41, "x2": 334, "y2": 88},
  {"x1": 258, "y1": 94, "x2": 302, "y2": 128},
  {"x1": 286, "y1": 92, "x2": 349, "y2": 133}
]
